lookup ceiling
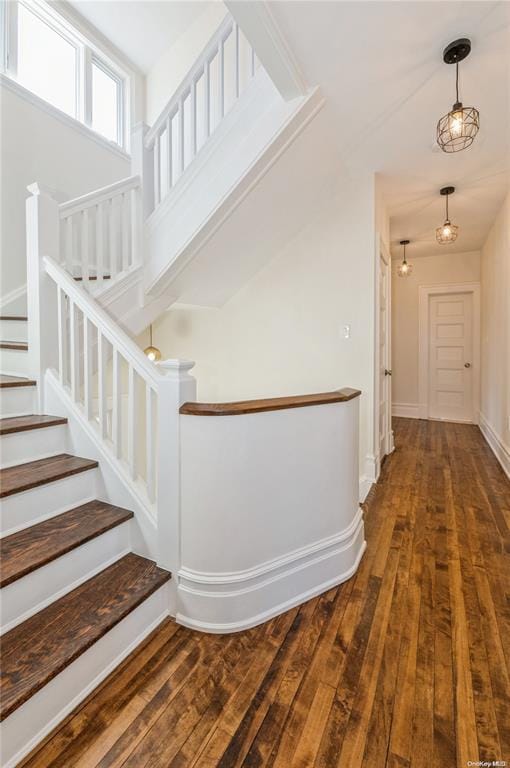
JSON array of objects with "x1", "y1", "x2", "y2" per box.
[
  {"x1": 67, "y1": 1, "x2": 216, "y2": 72},
  {"x1": 268, "y1": 0, "x2": 510, "y2": 257}
]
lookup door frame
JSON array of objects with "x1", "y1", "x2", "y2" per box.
[
  {"x1": 418, "y1": 281, "x2": 480, "y2": 423},
  {"x1": 374, "y1": 235, "x2": 394, "y2": 477}
]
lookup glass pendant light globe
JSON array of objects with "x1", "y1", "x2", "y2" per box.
[
  {"x1": 397, "y1": 240, "x2": 413, "y2": 277},
  {"x1": 436, "y1": 187, "x2": 459, "y2": 245},
  {"x1": 436, "y1": 39, "x2": 479, "y2": 154}
]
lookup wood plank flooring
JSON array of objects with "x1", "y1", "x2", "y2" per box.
[{"x1": 20, "y1": 419, "x2": 510, "y2": 767}]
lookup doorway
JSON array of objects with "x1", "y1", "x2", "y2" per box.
[
  {"x1": 377, "y1": 242, "x2": 394, "y2": 466},
  {"x1": 418, "y1": 283, "x2": 480, "y2": 423}
]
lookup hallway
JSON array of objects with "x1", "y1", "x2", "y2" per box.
[{"x1": 21, "y1": 418, "x2": 510, "y2": 768}]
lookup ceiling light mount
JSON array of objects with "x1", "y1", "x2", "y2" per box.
[
  {"x1": 443, "y1": 38, "x2": 471, "y2": 65},
  {"x1": 437, "y1": 37, "x2": 479, "y2": 153}
]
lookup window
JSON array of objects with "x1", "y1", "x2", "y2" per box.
[
  {"x1": 91, "y1": 59, "x2": 119, "y2": 144},
  {"x1": 17, "y1": 2, "x2": 77, "y2": 117},
  {"x1": 1, "y1": 0, "x2": 128, "y2": 148}
]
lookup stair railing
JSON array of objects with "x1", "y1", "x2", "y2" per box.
[
  {"x1": 58, "y1": 176, "x2": 142, "y2": 291},
  {"x1": 139, "y1": 13, "x2": 259, "y2": 217},
  {"x1": 26, "y1": 183, "x2": 196, "y2": 573}
]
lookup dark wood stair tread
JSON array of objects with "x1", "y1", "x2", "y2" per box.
[
  {"x1": 0, "y1": 454, "x2": 98, "y2": 498},
  {"x1": 0, "y1": 553, "x2": 171, "y2": 720},
  {"x1": 0, "y1": 500, "x2": 134, "y2": 587},
  {"x1": 0, "y1": 414, "x2": 67, "y2": 435},
  {"x1": 73, "y1": 275, "x2": 111, "y2": 281},
  {"x1": 0, "y1": 316, "x2": 28, "y2": 321},
  {"x1": 0, "y1": 341, "x2": 28, "y2": 350},
  {"x1": 0, "y1": 375, "x2": 36, "y2": 389}
]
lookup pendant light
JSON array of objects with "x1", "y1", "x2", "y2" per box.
[
  {"x1": 144, "y1": 324, "x2": 161, "y2": 362},
  {"x1": 397, "y1": 240, "x2": 412, "y2": 277},
  {"x1": 436, "y1": 38, "x2": 479, "y2": 153},
  {"x1": 436, "y1": 186, "x2": 459, "y2": 244}
]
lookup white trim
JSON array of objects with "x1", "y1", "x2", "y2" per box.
[
  {"x1": 359, "y1": 476, "x2": 373, "y2": 503},
  {"x1": 392, "y1": 402, "x2": 421, "y2": 419},
  {"x1": 177, "y1": 523, "x2": 366, "y2": 633},
  {"x1": 0, "y1": 74, "x2": 130, "y2": 160},
  {"x1": 479, "y1": 412, "x2": 510, "y2": 479},
  {"x1": 418, "y1": 282, "x2": 480, "y2": 423},
  {"x1": 0, "y1": 282, "x2": 26, "y2": 312}
]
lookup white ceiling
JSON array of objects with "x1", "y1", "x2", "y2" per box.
[
  {"x1": 67, "y1": 1, "x2": 216, "y2": 72},
  {"x1": 269, "y1": 0, "x2": 510, "y2": 257}
]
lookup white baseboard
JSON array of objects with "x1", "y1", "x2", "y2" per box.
[
  {"x1": 479, "y1": 412, "x2": 510, "y2": 480},
  {"x1": 176, "y1": 511, "x2": 365, "y2": 633},
  {"x1": 359, "y1": 476, "x2": 373, "y2": 502},
  {"x1": 392, "y1": 402, "x2": 421, "y2": 418}
]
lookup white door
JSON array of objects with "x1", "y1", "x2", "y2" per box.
[
  {"x1": 428, "y1": 292, "x2": 474, "y2": 422},
  {"x1": 378, "y1": 251, "x2": 392, "y2": 458}
]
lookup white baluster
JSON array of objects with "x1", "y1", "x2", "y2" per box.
[
  {"x1": 153, "y1": 135, "x2": 161, "y2": 207},
  {"x1": 81, "y1": 209, "x2": 89, "y2": 288},
  {"x1": 98, "y1": 331, "x2": 107, "y2": 438},
  {"x1": 204, "y1": 59, "x2": 211, "y2": 139},
  {"x1": 69, "y1": 299, "x2": 78, "y2": 401},
  {"x1": 112, "y1": 348, "x2": 121, "y2": 457},
  {"x1": 219, "y1": 38, "x2": 225, "y2": 118},
  {"x1": 190, "y1": 79, "x2": 197, "y2": 159},
  {"x1": 83, "y1": 316, "x2": 92, "y2": 420},
  {"x1": 130, "y1": 188, "x2": 138, "y2": 267},
  {"x1": 127, "y1": 363, "x2": 137, "y2": 478},
  {"x1": 57, "y1": 286, "x2": 64, "y2": 384},
  {"x1": 166, "y1": 116, "x2": 173, "y2": 191},
  {"x1": 178, "y1": 99, "x2": 184, "y2": 175},
  {"x1": 121, "y1": 192, "x2": 129, "y2": 272},
  {"x1": 65, "y1": 216, "x2": 73, "y2": 275},
  {"x1": 96, "y1": 202, "x2": 104, "y2": 288},
  {"x1": 234, "y1": 23, "x2": 240, "y2": 99},
  {"x1": 109, "y1": 197, "x2": 117, "y2": 279},
  {"x1": 146, "y1": 383, "x2": 155, "y2": 502}
]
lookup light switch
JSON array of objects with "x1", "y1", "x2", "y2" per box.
[{"x1": 342, "y1": 324, "x2": 351, "y2": 339}]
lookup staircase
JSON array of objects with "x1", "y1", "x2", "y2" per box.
[{"x1": 0, "y1": 319, "x2": 172, "y2": 768}]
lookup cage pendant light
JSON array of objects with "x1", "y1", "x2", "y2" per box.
[
  {"x1": 436, "y1": 38, "x2": 479, "y2": 153},
  {"x1": 436, "y1": 186, "x2": 459, "y2": 245},
  {"x1": 144, "y1": 324, "x2": 161, "y2": 362},
  {"x1": 397, "y1": 240, "x2": 413, "y2": 277}
]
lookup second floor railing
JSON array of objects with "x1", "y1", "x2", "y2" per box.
[
  {"x1": 58, "y1": 176, "x2": 142, "y2": 291},
  {"x1": 144, "y1": 13, "x2": 259, "y2": 214}
]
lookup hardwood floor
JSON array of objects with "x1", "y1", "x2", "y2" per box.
[{"x1": 20, "y1": 419, "x2": 510, "y2": 767}]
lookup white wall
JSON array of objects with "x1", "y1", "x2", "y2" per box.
[
  {"x1": 480, "y1": 192, "x2": 510, "y2": 474},
  {"x1": 146, "y1": 174, "x2": 378, "y2": 487},
  {"x1": 145, "y1": 3, "x2": 227, "y2": 126},
  {"x1": 391, "y1": 249, "x2": 481, "y2": 410},
  {"x1": 0, "y1": 80, "x2": 130, "y2": 310}
]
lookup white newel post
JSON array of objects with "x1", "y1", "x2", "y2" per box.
[
  {"x1": 156, "y1": 359, "x2": 197, "y2": 573},
  {"x1": 131, "y1": 122, "x2": 154, "y2": 219},
  {"x1": 26, "y1": 183, "x2": 60, "y2": 410}
]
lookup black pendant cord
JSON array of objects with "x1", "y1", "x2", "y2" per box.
[
  {"x1": 403, "y1": 243, "x2": 407, "y2": 264},
  {"x1": 446, "y1": 193, "x2": 449, "y2": 222},
  {"x1": 455, "y1": 61, "x2": 460, "y2": 104}
]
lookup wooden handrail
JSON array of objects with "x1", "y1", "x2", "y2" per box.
[{"x1": 179, "y1": 388, "x2": 361, "y2": 416}]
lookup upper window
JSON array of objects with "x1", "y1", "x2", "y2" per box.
[{"x1": 1, "y1": 0, "x2": 128, "y2": 149}]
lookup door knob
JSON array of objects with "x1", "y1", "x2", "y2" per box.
[
  {"x1": 464, "y1": 362, "x2": 471, "y2": 368},
  {"x1": 385, "y1": 369, "x2": 392, "y2": 376}
]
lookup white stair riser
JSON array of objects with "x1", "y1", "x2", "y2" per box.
[
  {"x1": 0, "y1": 348, "x2": 31, "y2": 376},
  {"x1": 0, "y1": 321, "x2": 28, "y2": 343},
  {"x1": 1, "y1": 521, "x2": 131, "y2": 633},
  {"x1": 0, "y1": 470, "x2": 98, "y2": 535},
  {"x1": 0, "y1": 386, "x2": 36, "y2": 417},
  {"x1": 0, "y1": 425, "x2": 68, "y2": 468},
  {"x1": 0, "y1": 584, "x2": 170, "y2": 768}
]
